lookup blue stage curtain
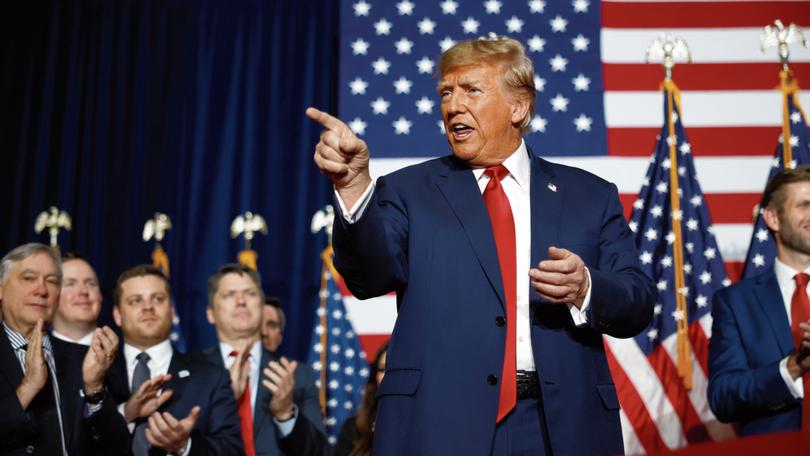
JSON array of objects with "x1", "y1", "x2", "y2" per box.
[{"x1": 0, "y1": 0, "x2": 337, "y2": 359}]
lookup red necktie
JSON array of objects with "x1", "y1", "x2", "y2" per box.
[
  {"x1": 230, "y1": 350, "x2": 256, "y2": 456},
  {"x1": 792, "y1": 273, "x2": 810, "y2": 430},
  {"x1": 483, "y1": 165, "x2": 517, "y2": 423}
]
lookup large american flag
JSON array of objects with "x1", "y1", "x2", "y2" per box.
[
  {"x1": 605, "y1": 86, "x2": 735, "y2": 453},
  {"x1": 333, "y1": 0, "x2": 810, "y2": 453},
  {"x1": 742, "y1": 89, "x2": 810, "y2": 278}
]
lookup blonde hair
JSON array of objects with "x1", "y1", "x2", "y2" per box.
[{"x1": 439, "y1": 36, "x2": 536, "y2": 133}]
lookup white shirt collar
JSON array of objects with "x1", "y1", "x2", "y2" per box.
[
  {"x1": 219, "y1": 339, "x2": 262, "y2": 364},
  {"x1": 471, "y1": 139, "x2": 530, "y2": 190},
  {"x1": 124, "y1": 338, "x2": 174, "y2": 367},
  {"x1": 51, "y1": 329, "x2": 94, "y2": 346},
  {"x1": 773, "y1": 257, "x2": 810, "y2": 290}
]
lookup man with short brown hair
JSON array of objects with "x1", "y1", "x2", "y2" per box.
[
  {"x1": 261, "y1": 296, "x2": 285, "y2": 353},
  {"x1": 51, "y1": 254, "x2": 102, "y2": 346},
  {"x1": 709, "y1": 165, "x2": 810, "y2": 435},
  {"x1": 106, "y1": 264, "x2": 242, "y2": 456}
]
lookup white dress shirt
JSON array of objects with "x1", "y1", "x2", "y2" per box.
[
  {"x1": 337, "y1": 140, "x2": 592, "y2": 372},
  {"x1": 51, "y1": 329, "x2": 94, "y2": 346},
  {"x1": 773, "y1": 258, "x2": 808, "y2": 398},
  {"x1": 119, "y1": 339, "x2": 191, "y2": 456}
]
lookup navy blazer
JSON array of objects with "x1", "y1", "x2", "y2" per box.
[
  {"x1": 107, "y1": 347, "x2": 243, "y2": 456},
  {"x1": 0, "y1": 335, "x2": 130, "y2": 455},
  {"x1": 333, "y1": 152, "x2": 655, "y2": 456},
  {"x1": 200, "y1": 345, "x2": 327, "y2": 456},
  {"x1": 708, "y1": 268, "x2": 802, "y2": 435}
]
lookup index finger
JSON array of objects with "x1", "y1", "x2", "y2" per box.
[
  {"x1": 537, "y1": 257, "x2": 577, "y2": 274},
  {"x1": 306, "y1": 107, "x2": 348, "y2": 132}
]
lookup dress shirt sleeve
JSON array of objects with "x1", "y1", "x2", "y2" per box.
[
  {"x1": 567, "y1": 267, "x2": 592, "y2": 326},
  {"x1": 335, "y1": 181, "x2": 375, "y2": 223},
  {"x1": 779, "y1": 356, "x2": 804, "y2": 399},
  {"x1": 272, "y1": 404, "x2": 299, "y2": 437}
]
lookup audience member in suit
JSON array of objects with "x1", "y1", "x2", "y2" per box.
[
  {"x1": 201, "y1": 263, "x2": 326, "y2": 456},
  {"x1": 0, "y1": 243, "x2": 128, "y2": 455},
  {"x1": 709, "y1": 166, "x2": 810, "y2": 434},
  {"x1": 106, "y1": 264, "x2": 243, "y2": 455},
  {"x1": 261, "y1": 296, "x2": 285, "y2": 353},
  {"x1": 51, "y1": 253, "x2": 101, "y2": 346},
  {"x1": 335, "y1": 341, "x2": 388, "y2": 456}
]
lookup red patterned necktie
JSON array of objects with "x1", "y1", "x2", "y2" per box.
[
  {"x1": 483, "y1": 164, "x2": 517, "y2": 423},
  {"x1": 791, "y1": 273, "x2": 810, "y2": 430},
  {"x1": 229, "y1": 350, "x2": 256, "y2": 456}
]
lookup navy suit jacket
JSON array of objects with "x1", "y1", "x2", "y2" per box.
[
  {"x1": 108, "y1": 347, "x2": 243, "y2": 456},
  {"x1": 333, "y1": 152, "x2": 655, "y2": 456},
  {"x1": 0, "y1": 335, "x2": 130, "y2": 456},
  {"x1": 708, "y1": 268, "x2": 802, "y2": 435},
  {"x1": 200, "y1": 345, "x2": 326, "y2": 456}
]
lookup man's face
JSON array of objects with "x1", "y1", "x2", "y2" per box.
[
  {"x1": 207, "y1": 273, "x2": 262, "y2": 341},
  {"x1": 57, "y1": 259, "x2": 102, "y2": 326},
  {"x1": 767, "y1": 182, "x2": 810, "y2": 259},
  {"x1": 0, "y1": 252, "x2": 60, "y2": 333},
  {"x1": 113, "y1": 275, "x2": 173, "y2": 349},
  {"x1": 261, "y1": 305, "x2": 283, "y2": 352},
  {"x1": 439, "y1": 63, "x2": 527, "y2": 167}
]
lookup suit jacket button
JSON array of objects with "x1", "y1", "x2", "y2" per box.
[
  {"x1": 487, "y1": 375, "x2": 498, "y2": 385},
  {"x1": 495, "y1": 316, "x2": 505, "y2": 327}
]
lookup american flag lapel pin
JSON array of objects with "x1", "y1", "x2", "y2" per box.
[
  {"x1": 178, "y1": 369, "x2": 190, "y2": 378},
  {"x1": 547, "y1": 183, "x2": 557, "y2": 192}
]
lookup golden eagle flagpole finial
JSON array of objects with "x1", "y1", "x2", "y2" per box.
[
  {"x1": 143, "y1": 212, "x2": 173, "y2": 276},
  {"x1": 231, "y1": 211, "x2": 268, "y2": 270},
  {"x1": 34, "y1": 206, "x2": 71, "y2": 254}
]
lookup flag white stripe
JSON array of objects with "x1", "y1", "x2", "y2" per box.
[
  {"x1": 659, "y1": 329, "x2": 736, "y2": 441},
  {"x1": 605, "y1": 337, "x2": 688, "y2": 449},
  {"x1": 602, "y1": 28, "x2": 810, "y2": 64},
  {"x1": 604, "y1": 92, "x2": 810, "y2": 127},
  {"x1": 620, "y1": 409, "x2": 646, "y2": 455}
]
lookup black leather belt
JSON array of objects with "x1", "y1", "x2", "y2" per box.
[{"x1": 516, "y1": 370, "x2": 539, "y2": 400}]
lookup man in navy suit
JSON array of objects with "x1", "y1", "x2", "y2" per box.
[
  {"x1": 107, "y1": 264, "x2": 243, "y2": 455},
  {"x1": 307, "y1": 36, "x2": 655, "y2": 455},
  {"x1": 201, "y1": 263, "x2": 326, "y2": 456},
  {"x1": 709, "y1": 166, "x2": 810, "y2": 435}
]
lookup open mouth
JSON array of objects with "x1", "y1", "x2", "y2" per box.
[{"x1": 450, "y1": 123, "x2": 474, "y2": 140}]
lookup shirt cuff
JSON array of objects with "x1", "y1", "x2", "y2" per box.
[
  {"x1": 779, "y1": 356, "x2": 804, "y2": 399},
  {"x1": 117, "y1": 402, "x2": 137, "y2": 433},
  {"x1": 273, "y1": 405, "x2": 299, "y2": 437},
  {"x1": 84, "y1": 401, "x2": 103, "y2": 417},
  {"x1": 175, "y1": 439, "x2": 192, "y2": 456},
  {"x1": 336, "y1": 181, "x2": 375, "y2": 223},
  {"x1": 567, "y1": 267, "x2": 592, "y2": 327}
]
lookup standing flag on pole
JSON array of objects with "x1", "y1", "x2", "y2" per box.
[
  {"x1": 307, "y1": 206, "x2": 369, "y2": 448},
  {"x1": 604, "y1": 36, "x2": 734, "y2": 454},
  {"x1": 143, "y1": 212, "x2": 187, "y2": 353},
  {"x1": 743, "y1": 21, "x2": 810, "y2": 278}
]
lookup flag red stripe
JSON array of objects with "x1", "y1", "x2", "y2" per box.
[
  {"x1": 357, "y1": 334, "x2": 390, "y2": 363},
  {"x1": 604, "y1": 63, "x2": 810, "y2": 92},
  {"x1": 618, "y1": 193, "x2": 760, "y2": 224},
  {"x1": 608, "y1": 126, "x2": 780, "y2": 156},
  {"x1": 689, "y1": 323, "x2": 711, "y2": 376},
  {"x1": 602, "y1": 1, "x2": 810, "y2": 28},
  {"x1": 647, "y1": 346, "x2": 710, "y2": 444},
  {"x1": 726, "y1": 261, "x2": 744, "y2": 283},
  {"x1": 605, "y1": 344, "x2": 669, "y2": 453}
]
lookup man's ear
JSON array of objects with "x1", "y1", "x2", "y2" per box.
[
  {"x1": 511, "y1": 95, "x2": 530, "y2": 127},
  {"x1": 206, "y1": 306, "x2": 216, "y2": 325},
  {"x1": 763, "y1": 205, "x2": 780, "y2": 233},
  {"x1": 113, "y1": 305, "x2": 122, "y2": 327}
]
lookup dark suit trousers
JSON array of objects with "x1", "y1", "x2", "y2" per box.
[{"x1": 490, "y1": 399, "x2": 551, "y2": 456}]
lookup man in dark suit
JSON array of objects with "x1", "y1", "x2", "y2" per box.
[
  {"x1": 201, "y1": 263, "x2": 326, "y2": 456},
  {"x1": 709, "y1": 166, "x2": 810, "y2": 435},
  {"x1": 307, "y1": 36, "x2": 655, "y2": 455},
  {"x1": 106, "y1": 264, "x2": 243, "y2": 455},
  {"x1": 0, "y1": 242, "x2": 128, "y2": 455}
]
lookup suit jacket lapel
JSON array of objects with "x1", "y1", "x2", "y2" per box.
[
  {"x1": 529, "y1": 152, "x2": 560, "y2": 271},
  {"x1": 434, "y1": 156, "x2": 506, "y2": 308},
  {"x1": 254, "y1": 349, "x2": 272, "y2": 430},
  {"x1": 0, "y1": 329, "x2": 24, "y2": 389},
  {"x1": 753, "y1": 269, "x2": 794, "y2": 356}
]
